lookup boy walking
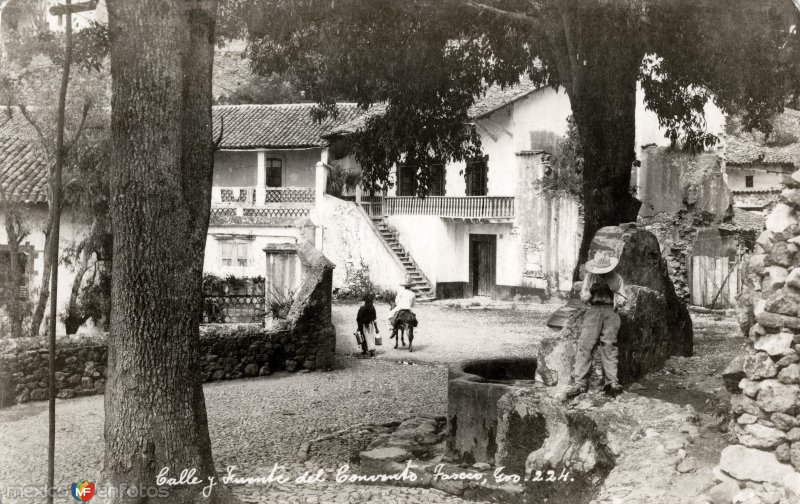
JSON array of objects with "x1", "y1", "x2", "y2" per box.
[{"x1": 566, "y1": 251, "x2": 626, "y2": 399}]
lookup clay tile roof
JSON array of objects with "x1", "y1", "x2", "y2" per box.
[
  {"x1": 0, "y1": 113, "x2": 48, "y2": 204},
  {"x1": 725, "y1": 109, "x2": 800, "y2": 167},
  {"x1": 467, "y1": 76, "x2": 540, "y2": 119},
  {"x1": 721, "y1": 208, "x2": 766, "y2": 232},
  {"x1": 212, "y1": 103, "x2": 367, "y2": 149},
  {"x1": 327, "y1": 76, "x2": 542, "y2": 137}
]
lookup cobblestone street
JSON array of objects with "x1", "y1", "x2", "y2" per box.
[{"x1": 0, "y1": 302, "x2": 741, "y2": 503}]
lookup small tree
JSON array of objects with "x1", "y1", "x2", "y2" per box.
[{"x1": 0, "y1": 25, "x2": 109, "y2": 338}]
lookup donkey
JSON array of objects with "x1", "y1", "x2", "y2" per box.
[{"x1": 389, "y1": 302, "x2": 416, "y2": 352}]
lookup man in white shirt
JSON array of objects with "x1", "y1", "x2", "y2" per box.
[{"x1": 388, "y1": 275, "x2": 416, "y2": 328}]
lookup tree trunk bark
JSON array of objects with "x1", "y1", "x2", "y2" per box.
[
  {"x1": 569, "y1": 59, "x2": 642, "y2": 278},
  {"x1": 1, "y1": 199, "x2": 25, "y2": 338},
  {"x1": 103, "y1": 1, "x2": 232, "y2": 502}
]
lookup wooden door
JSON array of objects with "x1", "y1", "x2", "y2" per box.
[{"x1": 469, "y1": 234, "x2": 497, "y2": 297}]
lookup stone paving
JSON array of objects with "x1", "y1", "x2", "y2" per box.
[{"x1": 0, "y1": 303, "x2": 741, "y2": 504}]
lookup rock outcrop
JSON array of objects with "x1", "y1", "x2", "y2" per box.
[{"x1": 539, "y1": 224, "x2": 693, "y2": 386}]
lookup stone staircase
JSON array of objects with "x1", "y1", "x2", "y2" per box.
[{"x1": 372, "y1": 218, "x2": 436, "y2": 301}]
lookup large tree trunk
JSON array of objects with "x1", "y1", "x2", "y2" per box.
[
  {"x1": 103, "y1": 1, "x2": 231, "y2": 502},
  {"x1": 563, "y1": 7, "x2": 643, "y2": 276}
]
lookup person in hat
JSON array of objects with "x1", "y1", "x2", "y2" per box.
[
  {"x1": 566, "y1": 250, "x2": 627, "y2": 399},
  {"x1": 356, "y1": 294, "x2": 379, "y2": 357},
  {"x1": 387, "y1": 274, "x2": 416, "y2": 329}
]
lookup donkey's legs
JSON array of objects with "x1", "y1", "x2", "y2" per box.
[{"x1": 408, "y1": 326, "x2": 414, "y2": 352}]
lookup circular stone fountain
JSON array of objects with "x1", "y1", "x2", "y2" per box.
[{"x1": 446, "y1": 357, "x2": 539, "y2": 465}]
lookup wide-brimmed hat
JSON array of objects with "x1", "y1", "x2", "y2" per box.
[
  {"x1": 586, "y1": 251, "x2": 619, "y2": 274},
  {"x1": 400, "y1": 274, "x2": 414, "y2": 287}
]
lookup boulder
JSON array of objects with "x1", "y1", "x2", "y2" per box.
[
  {"x1": 788, "y1": 268, "x2": 800, "y2": 290},
  {"x1": 773, "y1": 413, "x2": 800, "y2": 430},
  {"x1": 777, "y1": 353, "x2": 799, "y2": 367},
  {"x1": 722, "y1": 355, "x2": 746, "y2": 393},
  {"x1": 719, "y1": 445, "x2": 794, "y2": 484},
  {"x1": 731, "y1": 394, "x2": 763, "y2": 417},
  {"x1": 756, "y1": 311, "x2": 800, "y2": 331},
  {"x1": 793, "y1": 443, "x2": 800, "y2": 470},
  {"x1": 764, "y1": 289, "x2": 800, "y2": 317},
  {"x1": 494, "y1": 388, "x2": 618, "y2": 477},
  {"x1": 736, "y1": 413, "x2": 758, "y2": 425},
  {"x1": 784, "y1": 470, "x2": 800, "y2": 499},
  {"x1": 733, "y1": 423, "x2": 786, "y2": 449},
  {"x1": 781, "y1": 188, "x2": 800, "y2": 209},
  {"x1": 545, "y1": 225, "x2": 692, "y2": 385},
  {"x1": 706, "y1": 480, "x2": 740, "y2": 504},
  {"x1": 755, "y1": 332, "x2": 795, "y2": 356},
  {"x1": 732, "y1": 488, "x2": 761, "y2": 504},
  {"x1": 740, "y1": 379, "x2": 761, "y2": 398},
  {"x1": 779, "y1": 364, "x2": 800, "y2": 385},
  {"x1": 777, "y1": 443, "x2": 792, "y2": 463},
  {"x1": 763, "y1": 266, "x2": 789, "y2": 293},
  {"x1": 744, "y1": 352, "x2": 779, "y2": 380},
  {"x1": 769, "y1": 242, "x2": 798, "y2": 268},
  {"x1": 758, "y1": 380, "x2": 800, "y2": 414},
  {"x1": 765, "y1": 204, "x2": 798, "y2": 234},
  {"x1": 758, "y1": 230, "x2": 776, "y2": 253}
]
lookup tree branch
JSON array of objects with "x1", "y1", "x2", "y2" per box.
[
  {"x1": 65, "y1": 101, "x2": 92, "y2": 154},
  {"x1": 465, "y1": 1, "x2": 536, "y2": 23},
  {"x1": 17, "y1": 105, "x2": 49, "y2": 153}
]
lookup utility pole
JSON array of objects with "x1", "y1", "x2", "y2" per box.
[{"x1": 46, "y1": 2, "x2": 75, "y2": 501}]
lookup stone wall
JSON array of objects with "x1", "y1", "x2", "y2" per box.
[
  {"x1": 0, "y1": 242, "x2": 337, "y2": 408},
  {"x1": 715, "y1": 172, "x2": 800, "y2": 503}
]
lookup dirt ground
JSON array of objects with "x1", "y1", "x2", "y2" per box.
[
  {"x1": 332, "y1": 298, "x2": 560, "y2": 364},
  {"x1": 0, "y1": 303, "x2": 743, "y2": 504}
]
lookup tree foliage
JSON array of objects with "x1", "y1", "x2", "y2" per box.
[{"x1": 222, "y1": 0, "x2": 798, "y2": 266}]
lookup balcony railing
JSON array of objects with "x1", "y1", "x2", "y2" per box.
[
  {"x1": 212, "y1": 186, "x2": 315, "y2": 206},
  {"x1": 384, "y1": 196, "x2": 514, "y2": 220},
  {"x1": 211, "y1": 186, "x2": 315, "y2": 220}
]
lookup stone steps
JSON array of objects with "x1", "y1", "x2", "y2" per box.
[{"x1": 374, "y1": 219, "x2": 435, "y2": 301}]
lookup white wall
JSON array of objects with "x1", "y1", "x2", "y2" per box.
[
  {"x1": 635, "y1": 83, "x2": 726, "y2": 150},
  {"x1": 458, "y1": 86, "x2": 573, "y2": 198},
  {"x1": 317, "y1": 195, "x2": 406, "y2": 292},
  {"x1": 204, "y1": 225, "x2": 307, "y2": 279},
  {"x1": 727, "y1": 167, "x2": 786, "y2": 191}
]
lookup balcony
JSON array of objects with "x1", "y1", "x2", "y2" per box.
[
  {"x1": 383, "y1": 196, "x2": 515, "y2": 222},
  {"x1": 210, "y1": 186, "x2": 315, "y2": 221}
]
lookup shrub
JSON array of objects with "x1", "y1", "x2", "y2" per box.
[
  {"x1": 267, "y1": 286, "x2": 295, "y2": 319},
  {"x1": 334, "y1": 261, "x2": 395, "y2": 303}
]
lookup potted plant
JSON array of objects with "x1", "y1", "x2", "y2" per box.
[{"x1": 265, "y1": 286, "x2": 294, "y2": 331}]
